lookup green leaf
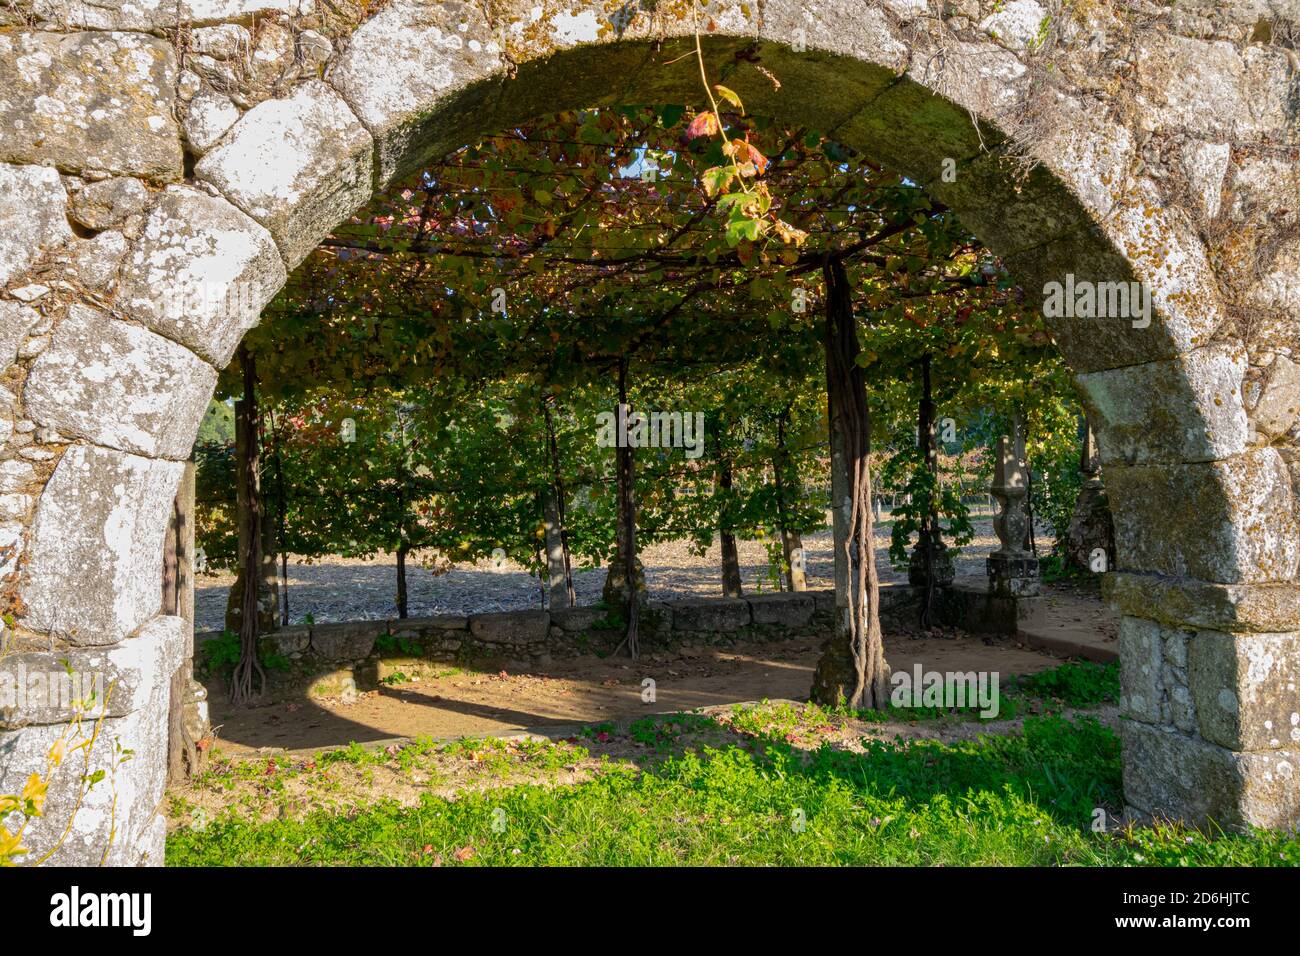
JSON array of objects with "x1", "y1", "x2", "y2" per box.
[
  {"x1": 725, "y1": 217, "x2": 767, "y2": 246},
  {"x1": 715, "y1": 192, "x2": 748, "y2": 212},
  {"x1": 701, "y1": 166, "x2": 734, "y2": 198},
  {"x1": 658, "y1": 104, "x2": 685, "y2": 128}
]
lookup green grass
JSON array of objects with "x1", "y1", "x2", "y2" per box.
[
  {"x1": 722, "y1": 658, "x2": 1120, "y2": 736},
  {"x1": 1014, "y1": 660, "x2": 1119, "y2": 708},
  {"x1": 166, "y1": 715, "x2": 1299, "y2": 867}
]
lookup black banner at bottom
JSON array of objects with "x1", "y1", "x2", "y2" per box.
[{"x1": 0, "y1": 865, "x2": 1287, "y2": 942}]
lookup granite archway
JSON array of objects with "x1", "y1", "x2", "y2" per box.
[{"x1": 1, "y1": 0, "x2": 1297, "y2": 863}]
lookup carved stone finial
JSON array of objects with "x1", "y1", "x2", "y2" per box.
[{"x1": 987, "y1": 419, "x2": 1039, "y2": 596}]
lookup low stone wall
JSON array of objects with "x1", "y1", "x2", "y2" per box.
[
  {"x1": 198, "y1": 587, "x2": 929, "y2": 703},
  {"x1": 931, "y1": 585, "x2": 1048, "y2": 635}
]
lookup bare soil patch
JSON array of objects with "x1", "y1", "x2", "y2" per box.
[{"x1": 207, "y1": 627, "x2": 1070, "y2": 754}]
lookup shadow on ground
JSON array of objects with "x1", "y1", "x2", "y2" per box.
[{"x1": 204, "y1": 630, "x2": 1064, "y2": 753}]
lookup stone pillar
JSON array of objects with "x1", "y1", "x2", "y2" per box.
[
  {"x1": 1065, "y1": 416, "x2": 1116, "y2": 573},
  {"x1": 827, "y1": 382, "x2": 853, "y2": 629},
  {"x1": 224, "y1": 393, "x2": 279, "y2": 634},
  {"x1": 0, "y1": 173, "x2": 245, "y2": 867},
  {"x1": 1081, "y1": 348, "x2": 1300, "y2": 832},
  {"x1": 0, "y1": 446, "x2": 190, "y2": 865},
  {"x1": 717, "y1": 458, "x2": 744, "y2": 597},
  {"x1": 783, "y1": 532, "x2": 807, "y2": 592},
  {"x1": 809, "y1": 377, "x2": 857, "y2": 701},
  {"x1": 908, "y1": 357, "x2": 954, "y2": 592},
  {"x1": 1107, "y1": 581, "x2": 1300, "y2": 830},
  {"x1": 986, "y1": 419, "x2": 1040, "y2": 598}
]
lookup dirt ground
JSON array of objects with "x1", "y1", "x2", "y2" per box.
[
  {"x1": 207, "y1": 628, "x2": 1070, "y2": 754},
  {"x1": 200, "y1": 513, "x2": 1114, "y2": 755}
]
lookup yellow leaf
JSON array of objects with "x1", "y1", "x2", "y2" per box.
[
  {"x1": 21, "y1": 773, "x2": 47, "y2": 816},
  {"x1": 714, "y1": 85, "x2": 745, "y2": 113},
  {"x1": 774, "y1": 219, "x2": 810, "y2": 246},
  {"x1": 0, "y1": 824, "x2": 26, "y2": 865}
]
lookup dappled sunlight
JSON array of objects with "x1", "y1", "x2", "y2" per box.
[{"x1": 4, "y1": 0, "x2": 1294, "y2": 875}]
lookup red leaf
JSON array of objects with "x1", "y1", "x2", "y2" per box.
[
  {"x1": 454, "y1": 845, "x2": 475, "y2": 862},
  {"x1": 685, "y1": 111, "x2": 720, "y2": 141},
  {"x1": 735, "y1": 140, "x2": 769, "y2": 174}
]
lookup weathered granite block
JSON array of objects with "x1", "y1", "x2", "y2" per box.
[
  {"x1": 327, "y1": 0, "x2": 502, "y2": 184},
  {"x1": 1190, "y1": 630, "x2": 1300, "y2": 751},
  {"x1": 1118, "y1": 616, "x2": 1170, "y2": 725},
  {"x1": 24, "y1": 304, "x2": 216, "y2": 460},
  {"x1": 668, "y1": 598, "x2": 751, "y2": 633},
  {"x1": 0, "y1": 614, "x2": 184, "y2": 727},
  {"x1": 1076, "y1": 344, "x2": 1248, "y2": 464},
  {"x1": 747, "y1": 593, "x2": 816, "y2": 627},
  {"x1": 0, "y1": 613, "x2": 184, "y2": 865},
  {"x1": 1104, "y1": 574, "x2": 1300, "y2": 634},
  {"x1": 0, "y1": 302, "x2": 42, "y2": 376},
  {"x1": 550, "y1": 606, "x2": 610, "y2": 632},
  {"x1": 1123, "y1": 720, "x2": 1300, "y2": 831},
  {"x1": 469, "y1": 610, "x2": 549, "y2": 645},
  {"x1": 22, "y1": 445, "x2": 183, "y2": 644},
  {"x1": 117, "y1": 186, "x2": 286, "y2": 367},
  {"x1": 638, "y1": 601, "x2": 672, "y2": 640},
  {"x1": 811, "y1": 589, "x2": 838, "y2": 615},
  {"x1": 1106, "y1": 449, "x2": 1300, "y2": 583},
  {"x1": 265, "y1": 626, "x2": 310, "y2": 657},
  {"x1": 389, "y1": 615, "x2": 468, "y2": 640},
  {"x1": 69, "y1": 177, "x2": 150, "y2": 231},
  {"x1": 32, "y1": 0, "x2": 314, "y2": 30},
  {"x1": 195, "y1": 80, "x2": 373, "y2": 268},
  {"x1": 310, "y1": 621, "x2": 378, "y2": 661},
  {"x1": 0, "y1": 164, "x2": 71, "y2": 289},
  {"x1": 0, "y1": 31, "x2": 181, "y2": 179}
]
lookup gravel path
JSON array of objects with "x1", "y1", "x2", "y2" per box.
[{"x1": 196, "y1": 516, "x2": 1041, "y2": 631}]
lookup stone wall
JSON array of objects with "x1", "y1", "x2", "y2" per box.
[
  {"x1": 1111, "y1": 605, "x2": 1300, "y2": 829},
  {"x1": 195, "y1": 590, "x2": 887, "y2": 702},
  {"x1": 1, "y1": 0, "x2": 1298, "y2": 862}
]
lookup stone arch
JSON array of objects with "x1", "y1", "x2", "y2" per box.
[{"x1": 1, "y1": 0, "x2": 1297, "y2": 864}]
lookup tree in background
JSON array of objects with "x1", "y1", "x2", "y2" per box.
[{"x1": 192, "y1": 99, "x2": 1087, "y2": 701}]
